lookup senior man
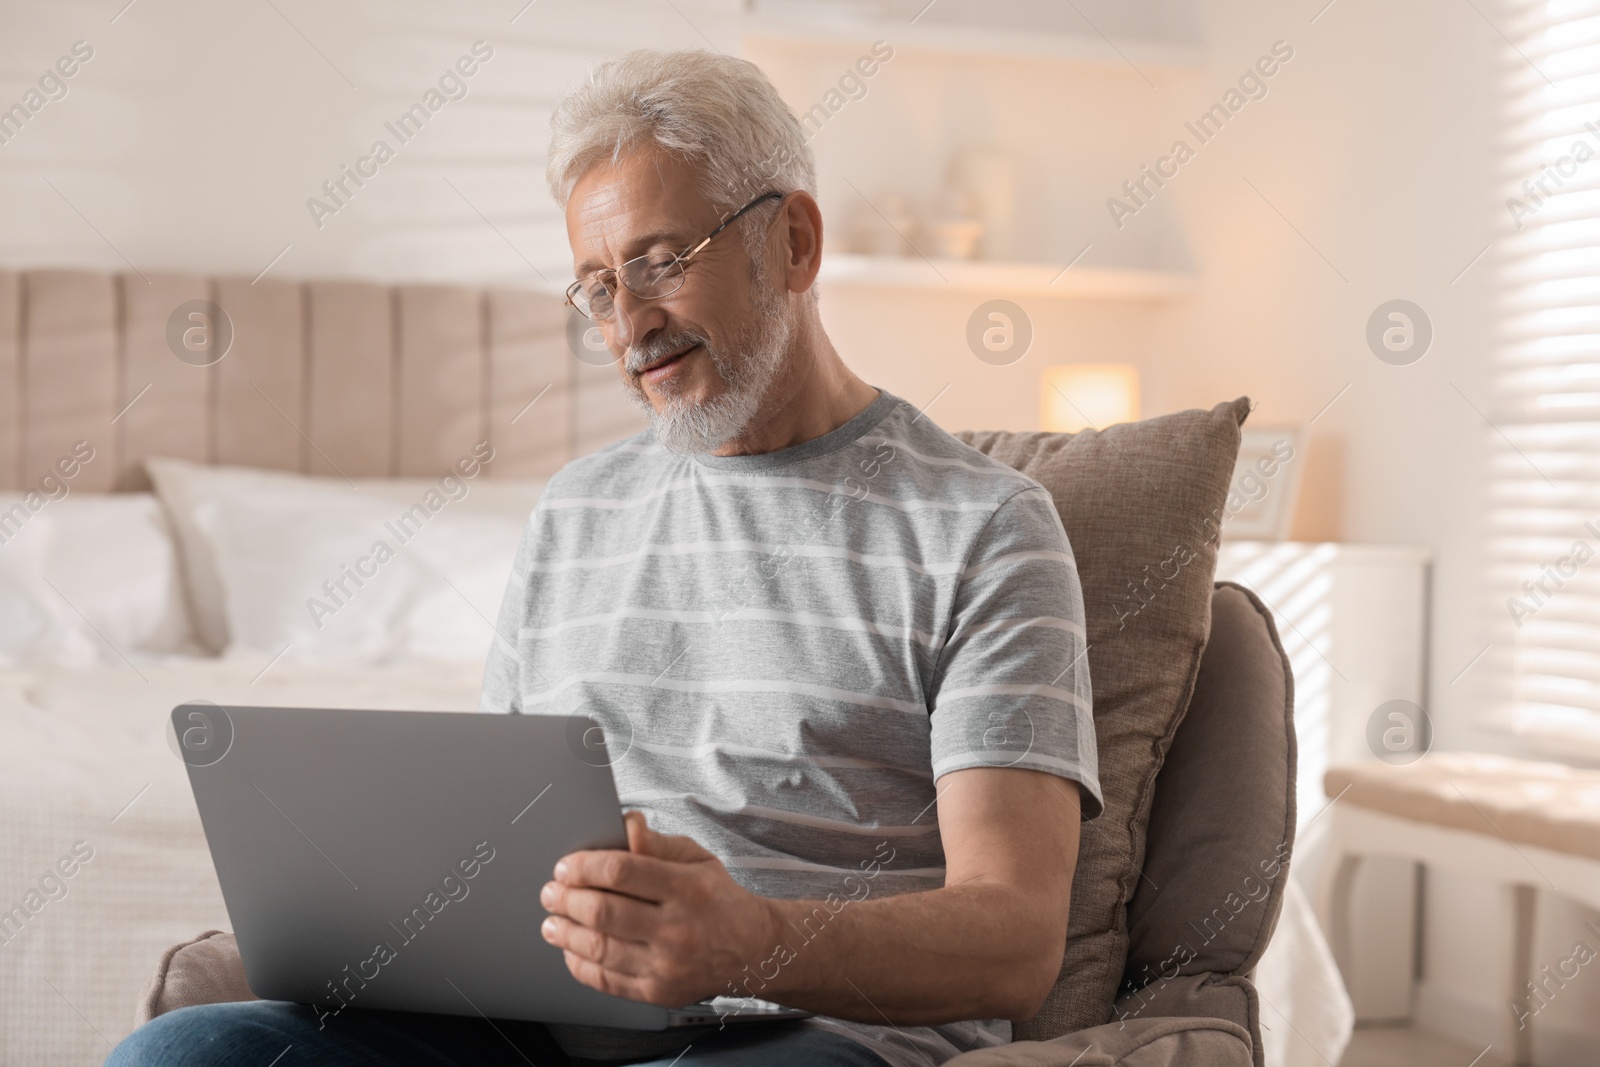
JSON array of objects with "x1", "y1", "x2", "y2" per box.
[{"x1": 109, "y1": 48, "x2": 1100, "y2": 1067}]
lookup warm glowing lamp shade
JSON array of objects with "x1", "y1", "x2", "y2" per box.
[{"x1": 1040, "y1": 364, "x2": 1140, "y2": 433}]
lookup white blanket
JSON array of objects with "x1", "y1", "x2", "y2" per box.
[
  {"x1": 0, "y1": 658, "x2": 486, "y2": 1067},
  {"x1": 1256, "y1": 877, "x2": 1355, "y2": 1067}
]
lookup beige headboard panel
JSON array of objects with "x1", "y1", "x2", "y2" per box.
[{"x1": 0, "y1": 269, "x2": 645, "y2": 492}]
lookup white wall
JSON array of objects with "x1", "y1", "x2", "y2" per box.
[
  {"x1": 4, "y1": 0, "x2": 1596, "y2": 1059},
  {"x1": 0, "y1": 0, "x2": 748, "y2": 286}
]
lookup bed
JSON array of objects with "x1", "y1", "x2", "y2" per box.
[
  {"x1": 0, "y1": 267, "x2": 627, "y2": 1064},
  {"x1": 0, "y1": 269, "x2": 1347, "y2": 1066}
]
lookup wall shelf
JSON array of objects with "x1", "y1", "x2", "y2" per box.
[{"x1": 817, "y1": 253, "x2": 1196, "y2": 299}]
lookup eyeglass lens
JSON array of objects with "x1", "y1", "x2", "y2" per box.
[{"x1": 576, "y1": 252, "x2": 684, "y2": 320}]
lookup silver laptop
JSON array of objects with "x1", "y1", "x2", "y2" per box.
[{"x1": 173, "y1": 703, "x2": 809, "y2": 1030}]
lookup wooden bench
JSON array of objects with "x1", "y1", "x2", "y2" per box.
[{"x1": 1313, "y1": 753, "x2": 1600, "y2": 1067}]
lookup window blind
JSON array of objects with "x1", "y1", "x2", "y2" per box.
[{"x1": 1498, "y1": 0, "x2": 1600, "y2": 741}]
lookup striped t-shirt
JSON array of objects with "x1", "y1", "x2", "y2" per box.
[{"x1": 479, "y1": 388, "x2": 1102, "y2": 1067}]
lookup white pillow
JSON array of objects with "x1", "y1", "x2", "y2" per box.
[
  {"x1": 200, "y1": 482, "x2": 525, "y2": 667},
  {"x1": 145, "y1": 456, "x2": 546, "y2": 653},
  {"x1": 0, "y1": 493, "x2": 199, "y2": 666}
]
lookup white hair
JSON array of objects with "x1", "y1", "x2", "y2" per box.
[{"x1": 546, "y1": 49, "x2": 818, "y2": 258}]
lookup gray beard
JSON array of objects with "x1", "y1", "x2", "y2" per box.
[{"x1": 621, "y1": 272, "x2": 792, "y2": 455}]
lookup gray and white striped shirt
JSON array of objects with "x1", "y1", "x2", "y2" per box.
[{"x1": 480, "y1": 388, "x2": 1101, "y2": 1067}]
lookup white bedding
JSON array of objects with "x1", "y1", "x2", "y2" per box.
[
  {"x1": 0, "y1": 657, "x2": 486, "y2": 1067},
  {"x1": 1257, "y1": 877, "x2": 1355, "y2": 1067}
]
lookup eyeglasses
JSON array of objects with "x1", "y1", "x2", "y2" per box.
[{"x1": 564, "y1": 191, "x2": 785, "y2": 321}]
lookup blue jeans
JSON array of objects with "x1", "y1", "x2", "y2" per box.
[{"x1": 106, "y1": 1001, "x2": 891, "y2": 1067}]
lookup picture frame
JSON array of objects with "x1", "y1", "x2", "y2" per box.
[{"x1": 1223, "y1": 424, "x2": 1307, "y2": 541}]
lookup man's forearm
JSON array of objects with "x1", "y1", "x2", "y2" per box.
[
  {"x1": 731, "y1": 882, "x2": 1061, "y2": 1026},
  {"x1": 540, "y1": 773, "x2": 1079, "y2": 1022}
]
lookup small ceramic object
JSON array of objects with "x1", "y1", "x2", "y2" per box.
[{"x1": 931, "y1": 219, "x2": 984, "y2": 259}]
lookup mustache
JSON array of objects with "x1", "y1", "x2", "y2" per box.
[{"x1": 624, "y1": 331, "x2": 708, "y2": 375}]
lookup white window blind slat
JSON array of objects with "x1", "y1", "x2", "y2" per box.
[{"x1": 1499, "y1": 0, "x2": 1600, "y2": 736}]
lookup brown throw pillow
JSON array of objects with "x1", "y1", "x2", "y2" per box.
[{"x1": 955, "y1": 397, "x2": 1249, "y2": 1039}]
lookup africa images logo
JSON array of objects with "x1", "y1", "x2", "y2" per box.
[{"x1": 313, "y1": 841, "x2": 496, "y2": 1029}]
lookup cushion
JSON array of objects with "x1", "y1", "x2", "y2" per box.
[
  {"x1": 199, "y1": 482, "x2": 526, "y2": 668},
  {"x1": 956, "y1": 397, "x2": 1248, "y2": 1040},
  {"x1": 0, "y1": 492, "x2": 199, "y2": 665},
  {"x1": 144, "y1": 456, "x2": 546, "y2": 655},
  {"x1": 1324, "y1": 752, "x2": 1600, "y2": 862}
]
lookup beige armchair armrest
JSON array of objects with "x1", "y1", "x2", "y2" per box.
[
  {"x1": 942, "y1": 1016, "x2": 1253, "y2": 1067},
  {"x1": 135, "y1": 930, "x2": 257, "y2": 1027}
]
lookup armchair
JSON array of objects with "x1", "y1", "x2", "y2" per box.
[{"x1": 140, "y1": 399, "x2": 1296, "y2": 1067}]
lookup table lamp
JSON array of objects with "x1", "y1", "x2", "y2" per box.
[{"x1": 1040, "y1": 364, "x2": 1140, "y2": 433}]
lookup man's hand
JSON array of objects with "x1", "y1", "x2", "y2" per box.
[
  {"x1": 540, "y1": 810, "x2": 780, "y2": 1006},
  {"x1": 543, "y1": 769, "x2": 1079, "y2": 1024}
]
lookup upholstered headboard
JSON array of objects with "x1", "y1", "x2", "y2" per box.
[{"x1": 0, "y1": 270, "x2": 645, "y2": 491}]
